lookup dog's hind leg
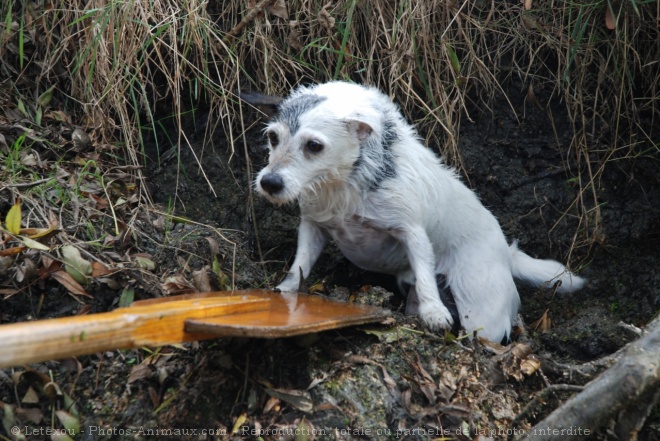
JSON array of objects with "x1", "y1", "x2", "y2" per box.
[{"x1": 448, "y1": 253, "x2": 520, "y2": 342}]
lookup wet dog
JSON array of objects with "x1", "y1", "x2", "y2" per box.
[{"x1": 245, "y1": 81, "x2": 584, "y2": 342}]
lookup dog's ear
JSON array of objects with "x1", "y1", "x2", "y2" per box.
[
  {"x1": 346, "y1": 120, "x2": 374, "y2": 142},
  {"x1": 238, "y1": 91, "x2": 284, "y2": 117}
]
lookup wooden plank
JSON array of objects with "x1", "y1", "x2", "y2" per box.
[
  {"x1": 184, "y1": 290, "x2": 390, "y2": 338},
  {"x1": 0, "y1": 290, "x2": 390, "y2": 368},
  {"x1": 0, "y1": 295, "x2": 270, "y2": 367}
]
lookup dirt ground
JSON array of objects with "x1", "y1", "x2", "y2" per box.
[{"x1": 2, "y1": 81, "x2": 659, "y2": 440}]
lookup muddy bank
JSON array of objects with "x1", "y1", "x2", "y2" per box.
[
  {"x1": 2, "y1": 83, "x2": 656, "y2": 441},
  {"x1": 123, "y1": 82, "x2": 660, "y2": 439}
]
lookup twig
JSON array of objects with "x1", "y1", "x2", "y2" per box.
[
  {"x1": 0, "y1": 177, "x2": 53, "y2": 191},
  {"x1": 223, "y1": 0, "x2": 278, "y2": 43}
]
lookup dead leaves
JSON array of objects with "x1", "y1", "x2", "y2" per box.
[
  {"x1": 0, "y1": 199, "x2": 125, "y2": 300},
  {"x1": 2, "y1": 369, "x2": 82, "y2": 440},
  {"x1": 160, "y1": 241, "x2": 233, "y2": 295},
  {"x1": 530, "y1": 309, "x2": 552, "y2": 333},
  {"x1": 162, "y1": 274, "x2": 197, "y2": 296},
  {"x1": 480, "y1": 339, "x2": 543, "y2": 382}
]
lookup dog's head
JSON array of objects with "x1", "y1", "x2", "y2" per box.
[{"x1": 243, "y1": 82, "x2": 388, "y2": 205}]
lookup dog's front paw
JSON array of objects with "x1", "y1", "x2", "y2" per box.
[
  {"x1": 418, "y1": 302, "x2": 454, "y2": 331},
  {"x1": 276, "y1": 279, "x2": 299, "y2": 292}
]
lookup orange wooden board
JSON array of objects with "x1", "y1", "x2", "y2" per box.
[
  {"x1": 0, "y1": 290, "x2": 389, "y2": 368},
  {"x1": 182, "y1": 290, "x2": 391, "y2": 338},
  {"x1": 0, "y1": 294, "x2": 270, "y2": 367}
]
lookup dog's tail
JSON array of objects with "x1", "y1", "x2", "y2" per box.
[{"x1": 509, "y1": 242, "x2": 585, "y2": 293}]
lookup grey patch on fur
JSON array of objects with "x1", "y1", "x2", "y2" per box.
[
  {"x1": 352, "y1": 118, "x2": 398, "y2": 190},
  {"x1": 275, "y1": 94, "x2": 327, "y2": 135}
]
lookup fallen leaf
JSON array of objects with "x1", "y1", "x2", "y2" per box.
[
  {"x1": 37, "y1": 256, "x2": 61, "y2": 278},
  {"x1": 212, "y1": 256, "x2": 230, "y2": 290},
  {"x1": 50, "y1": 270, "x2": 93, "y2": 298},
  {"x1": 263, "y1": 396, "x2": 280, "y2": 413},
  {"x1": 15, "y1": 258, "x2": 37, "y2": 283},
  {"x1": 308, "y1": 281, "x2": 326, "y2": 295},
  {"x1": 21, "y1": 386, "x2": 40, "y2": 404},
  {"x1": 20, "y1": 236, "x2": 50, "y2": 251},
  {"x1": 231, "y1": 413, "x2": 248, "y2": 435},
  {"x1": 205, "y1": 237, "x2": 219, "y2": 255},
  {"x1": 133, "y1": 255, "x2": 156, "y2": 270},
  {"x1": 118, "y1": 286, "x2": 135, "y2": 308},
  {"x1": 5, "y1": 198, "x2": 22, "y2": 234},
  {"x1": 20, "y1": 225, "x2": 59, "y2": 240},
  {"x1": 20, "y1": 152, "x2": 37, "y2": 166},
  {"x1": 0, "y1": 246, "x2": 27, "y2": 256},
  {"x1": 192, "y1": 267, "x2": 212, "y2": 292},
  {"x1": 76, "y1": 305, "x2": 92, "y2": 315},
  {"x1": 296, "y1": 417, "x2": 315, "y2": 441},
  {"x1": 71, "y1": 128, "x2": 91, "y2": 151},
  {"x1": 44, "y1": 110, "x2": 70, "y2": 123},
  {"x1": 55, "y1": 410, "x2": 80, "y2": 435},
  {"x1": 91, "y1": 261, "x2": 115, "y2": 277},
  {"x1": 61, "y1": 245, "x2": 92, "y2": 284},
  {"x1": 161, "y1": 274, "x2": 196, "y2": 295},
  {"x1": 511, "y1": 342, "x2": 533, "y2": 359},
  {"x1": 128, "y1": 363, "x2": 155, "y2": 383},
  {"x1": 37, "y1": 84, "x2": 56, "y2": 107},
  {"x1": 1, "y1": 404, "x2": 19, "y2": 440},
  {"x1": 520, "y1": 354, "x2": 542, "y2": 376},
  {"x1": 89, "y1": 193, "x2": 109, "y2": 210},
  {"x1": 530, "y1": 309, "x2": 552, "y2": 333},
  {"x1": 445, "y1": 43, "x2": 461, "y2": 75},
  {"x1": 265, "y1": 388, "x2": 313, "y2": 413},
  {"x1": 362, "y1": 327, "x2": 403, "y2": 343}
]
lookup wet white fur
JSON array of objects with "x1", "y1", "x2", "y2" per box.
[{"x1": 255, "y1": 81, "x2": 584, "y2": 342}]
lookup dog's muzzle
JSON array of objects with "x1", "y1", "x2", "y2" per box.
[{"x1": 260, "y1": 172, "x2": 285, "y2": 195}]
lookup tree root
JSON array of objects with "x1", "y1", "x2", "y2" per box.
[{"x1": 515, "y1": 315, "x2": 660, "y2": 440}]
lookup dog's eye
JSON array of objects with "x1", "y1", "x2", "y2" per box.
[
  {"x1": 267, "y1": 131, "x2": 279, "y2": 148},
  {"x1": 305, "y1": 140, "x2": 324, "y2": 154}
]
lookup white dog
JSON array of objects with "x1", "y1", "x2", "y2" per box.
[{"x1": 246, "y1": 81, "x2": 584, "y2": 342}]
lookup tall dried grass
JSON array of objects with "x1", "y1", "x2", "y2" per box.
[{"x1": 1, "y1": 0, "x2": 658, "y2": 250}]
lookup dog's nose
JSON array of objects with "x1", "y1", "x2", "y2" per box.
[{"x1": 260, "y1": 173, "x2": 284, "y2": 195}]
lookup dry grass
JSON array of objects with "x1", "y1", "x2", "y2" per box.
[{"x1": 1, "y1": 0, "x2": 659, "y2": 251}]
